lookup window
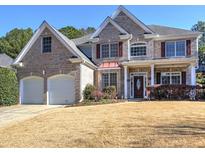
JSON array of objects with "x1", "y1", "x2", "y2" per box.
[
  {"x1": 176, "y1": 41, "x2": 186, "y2": 56},
  {"x1": 161, "y1": 72, "x2": 181, "y2": 85},
  {"x1": 101, "y1": 43, "x2": 118, "y2": 58},
  {"x1": 101, "y1": 44, "x2": 109, "y2": 58},
  {"x1": 102, "y1": 73, "x2": 109, "y2": 88},
  {"x1": 130, "y1": 42, "x2": 147, "y2": 57},
  {"x1": 165, "y1": 40, "x2": 186, "y2": 57},
  {"x1": 166, "y1": 42, "x2": 175, "y2": 57},
  {"x1": 110, "y1": 44, "x2": 118, "y2": 57},
  {"x1": 42, "y1": 37, "x2": 52, "y2": 53},
  {"x1": 102, "y1": 72, "x2": 117, "y2": 89}
]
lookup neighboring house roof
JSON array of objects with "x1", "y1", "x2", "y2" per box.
[
  {"x1": 111, "y1": 5, "x2": 154, "y2": 34},
  {"x1": 91, "y1": 17, "x2": 129, "y2": 38},
  {"x1": 147, "y1": 25, "x2": 200, "y2": 36},
  {"x1": 13, "y1": 21, "x2": 96, "y2": 68},
  {"x1": 0, "y1": 53, "x2": 13, "y2": 68},
  {"x1": 72, "y1": 33, "x2": 93, "y2": 46}
]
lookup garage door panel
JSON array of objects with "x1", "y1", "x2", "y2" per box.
[
  {"x1": 48, "y1": 75, "x2": 75, "y2": 105},
  {"x1": 21, "y1": 77, "x2": 44, "y2": 104}
]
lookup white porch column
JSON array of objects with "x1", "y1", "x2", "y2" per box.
[
  {"x1": 124, "y1": 66, "x2": 128, "y2": 99},
  {"x1": 127, "y1": 40, "x2": 131, "y2": 60},
  {"x1": 151, "y1": 64, "x2": 154, "y2": 86},
  {"x1": 191, "y1": 65, "x2": 196, "y2": 86}
]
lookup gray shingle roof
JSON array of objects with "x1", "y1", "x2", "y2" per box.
[
  {"x1": 72, "y1": 33, "x2": 93, "y2": 45},
  {"x1": 147, "y1": 25, "x2": 198, "y2": 35},
  {"x1": 0, "y1": 53, "x2": 13, "y2": 68},
  {"x1": 72, "y1": 25, "x2": 200, "y2": 46}
]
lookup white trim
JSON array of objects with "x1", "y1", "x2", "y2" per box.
[
  {"x1": 150, "y1": 64, "x2": 154, "y2": 86},
  {"x1": 190, "y1": 65, "x2": 196, "y2": 86},
  {"x1": 111, "y1": 6, "x2": 154, "y2": 34},
  {"x1": 124, "y1": 66, "x2": 128, "y2": 99},
  {"x1": 130, "y1": 72, "x2": 147, "y2": 99},
  {"x1": 19, "y1": 79, "x2": 23, "y2": 105},
  {"x1": 121, "y1": 58, "x2": 196, "y2": 66},
  {"x1": 79, "y1": 64, "x2": 83, "y2": 102},
  {"x1": 153, "y1": 33, "x2": 201, "y2": 41},
  {"x1": 127, "y1": 35, "x2": 133, "y2": 60},
  {"x1": 165, "y1": 40, "x2": 186, "y2": 58},
  {"x1": 160, "y1": 72, "x2": 182, "y2": 85},
  {"x1": 97, "y1": 67, "x2": 121, "y2": 71},
  {"x1": 91, "y1": 17, "x2": 129, "y2": 39}
]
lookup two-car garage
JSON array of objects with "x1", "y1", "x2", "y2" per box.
[{"x1": 20, "y1": 74, "x2": 75, "y2": 105}]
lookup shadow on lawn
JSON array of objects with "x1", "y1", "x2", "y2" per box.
[{"x1": 155, "y1": 122, "x2": 205, "y2": 136}]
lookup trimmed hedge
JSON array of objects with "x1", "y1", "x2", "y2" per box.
[
  {"x1": 83, "y1": 84, "x2": 96, "y2": 100},
  {"x1": 0, "y1": 68, "x2": 18, "y2": 106}
]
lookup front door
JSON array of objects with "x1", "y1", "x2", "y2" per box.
[{"x1": 134, "y1": 76, "x2": 144, "y2": 98}]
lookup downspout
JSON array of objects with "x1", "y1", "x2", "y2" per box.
[{"x1": 127, "y1": 34, "x2": 133, "y2": 61}]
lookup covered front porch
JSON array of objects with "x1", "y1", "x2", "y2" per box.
[{"x1": 122, "y1": 59, "x2": 197, "y2": 99}]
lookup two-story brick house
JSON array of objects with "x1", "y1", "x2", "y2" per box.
[{"x1": 13, "y1": 6, "x2": 201, "y2": 105}]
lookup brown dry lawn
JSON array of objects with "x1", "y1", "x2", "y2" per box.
[{"x1": 1, "y1": 101, "x2": 205, "y2": 148}]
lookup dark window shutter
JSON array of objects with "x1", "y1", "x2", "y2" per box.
[
  {"x1": 96, "y1": 44, "x2": 100, "y2": 59},
  {"x1": 156, "y1": 72, "x2": 161, "y2": 84},
  {"x1": 186, "y1": 40, "x2": 191, "y2": 56},
  {"x1": 182, "y1": 72, "x2": 186, "y2": 84},
  {"x1": 119, "y1": 42, "x2": 123, "y2": 57},
  {"x1": 161, "y1": 42, "x2": 165, "y2": 58}
]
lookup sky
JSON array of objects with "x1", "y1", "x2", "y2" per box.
[{"x1": 0, "y1": 5, "x2": 205, "y2": 36}]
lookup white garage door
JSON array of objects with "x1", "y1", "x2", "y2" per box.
[
  {"x1": 21, "y1": 76, "x2": 44, "y2": 104},
  {"x1": 48, "y1": 74, "x2": 75, "y2": 105}
]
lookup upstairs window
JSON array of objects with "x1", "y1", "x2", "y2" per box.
[
  {"x1": 165, "y1": 40, "x2": 185, "y2": 57},
  {"x1": 42, "y1": 37, "x2": 52, "y2": 53},
  {"x1": 101, "y1": 43, "x2": 118, "y2": 58},
  {"x1": 130, "y1": 42, "x2": 147, "y2": 57},
  {"x1": 101, "y1": 44, "x2": 109, "y2": 58}
]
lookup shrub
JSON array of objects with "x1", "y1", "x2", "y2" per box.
[
  {"x1": 83, "y1": 84, "x2": 96, "y2": 100},
  {"x1": 150, "y1": 85, "x2": 193, "y2": 100},
  {"x1": 103, "y1": 86, "x2": 117, "y2": 99},
  {"x1": 91, "y1": 90, "x2": 104, "y2": 101},
  {"x1": 0, "y1": 68, "x2": 18, "y2": 106}
]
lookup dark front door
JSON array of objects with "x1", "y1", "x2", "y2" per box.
[{"x1": 134, "y1": 76, "x2": 144, "y2": 98}]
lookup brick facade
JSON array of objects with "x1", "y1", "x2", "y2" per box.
[{"x1": 17, "y1": 28, "x2": 81, "y2": 103}]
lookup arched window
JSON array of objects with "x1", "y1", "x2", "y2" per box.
[{"x1": 130, "y1": 42, "x2": 147, "y2": 57}]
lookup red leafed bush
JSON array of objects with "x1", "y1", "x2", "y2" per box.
[{"x1": 91, "y1": 90, "x2": 104, "y2": 101}]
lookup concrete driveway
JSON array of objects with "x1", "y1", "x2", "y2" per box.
[{"x1": 0, "y1": 105, "x2": 61, "y2": 128}]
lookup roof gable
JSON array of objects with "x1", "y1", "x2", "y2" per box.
[
  {"x1": 111, "y1": 6, "x2": 154, "y2": 34},
  {"x1": 13, "y1": 21, "x2": 96, "y2": 68},
  {"x1": 91, "y1": 17, "x2": 128, "y2": 38}
]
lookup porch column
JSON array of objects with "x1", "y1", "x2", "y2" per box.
[
  {"x1": 191, "y1": 64, "x2": 196, "y2": 86},
  {"x1": 124, "y1": 66, "x2": 128, "y2": 99},
  {"x1": 151, "y1": 64, "x2": 154, "y2": 86}
]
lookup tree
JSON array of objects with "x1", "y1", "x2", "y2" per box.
[
  {"x1": 59, "y1": 26, "x2": 84, "y2": 39},
  {"x1": 59, "y1": 26, "x2": 96, "y2": 39},
  {"x1": 191, "y1": 21, "x2": 205, "y2": 46},
  {"x1": 80, "y1": 27, "x2": 96, "y2": 35},
  {"x1": 0, "y1": 28, "x2": 33, "y2": 58}
]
